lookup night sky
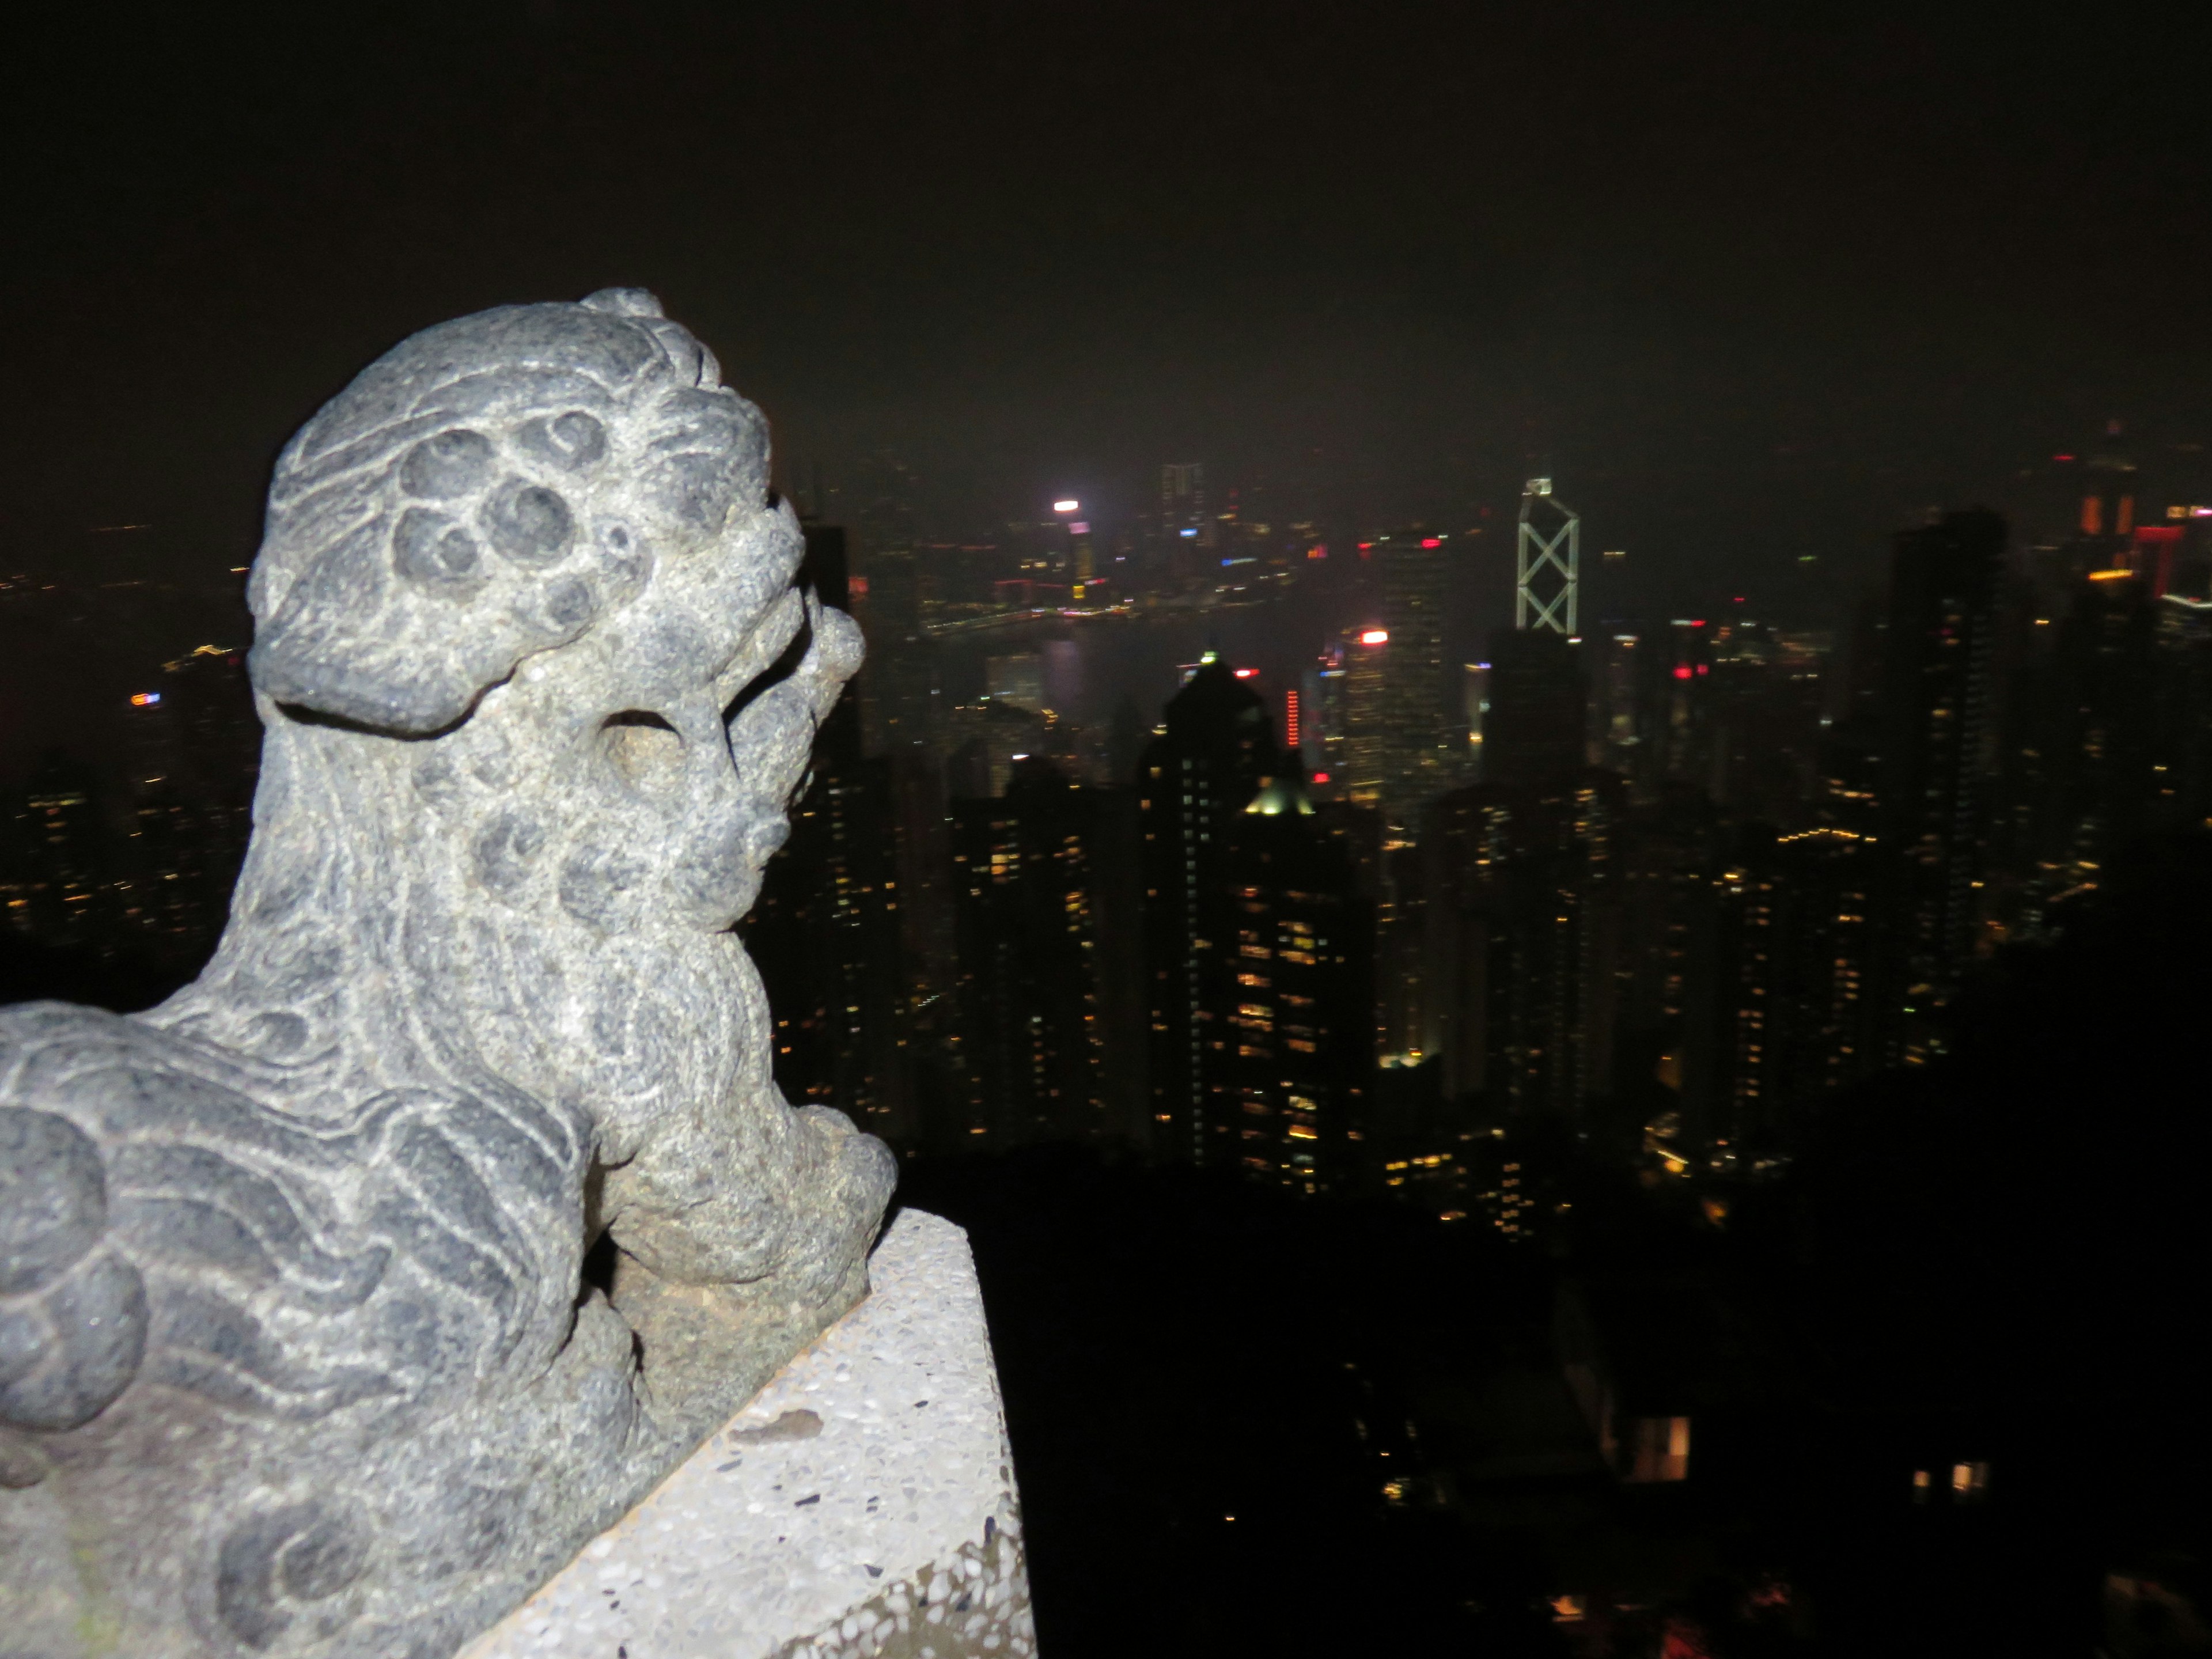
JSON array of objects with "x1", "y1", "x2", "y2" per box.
[{"x1": 9, "y1": 5, "x2": 2212, "y2": 664}]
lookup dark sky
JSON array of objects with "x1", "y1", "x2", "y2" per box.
[{"x1": 9, "y1": 3, "x2": 2212, "y2": 607}]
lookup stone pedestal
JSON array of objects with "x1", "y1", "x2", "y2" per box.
[{"x1": 460, "y1": 1209, "x2": 1034, "y2": 1659}]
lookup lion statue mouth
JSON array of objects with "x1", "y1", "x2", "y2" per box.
[{"x1": 0, "y1": 289, "x2": 895, "y2": 1659}]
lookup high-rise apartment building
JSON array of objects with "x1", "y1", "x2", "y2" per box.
[
  {"x1": 948, "y1": 759, "x2": 1109, "y2": 1145},
  {"x1": 1423, "y1": 768, "x2": 1624, "y2": 1121},
  {"x1": 1698, "y1": 825, "x2": 1882, "y2": 1162}
]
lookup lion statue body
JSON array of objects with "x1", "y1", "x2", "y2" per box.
[{"x1": 0, "y1": 290, "x2": 895, "y2": 1657}]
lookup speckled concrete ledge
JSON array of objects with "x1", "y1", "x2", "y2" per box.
[{"x1": 461, "y1": 1209, "x2": 1035, "y2": 1659}]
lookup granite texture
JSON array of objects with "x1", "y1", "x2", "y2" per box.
[
  {"x1": 0, "y1": 290, "x2": 895, "y2": 1656},
  {"x1": 462, "y1": 1208, "x2": 1034, "y2": 1659}
]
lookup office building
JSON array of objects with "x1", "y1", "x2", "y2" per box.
[
  {"x1": 1483, "y1": 627, "x2": 1588, "y2": 788},
  {"x1": 1374, "y1": 532, "x2": 1462, "y2": 821}
]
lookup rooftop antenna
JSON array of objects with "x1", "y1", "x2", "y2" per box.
[{"x1": 1516, "y1": 476, "x2": 1580, "y2": 634}]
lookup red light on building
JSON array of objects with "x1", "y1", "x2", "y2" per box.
[
  {"x1": 1233, "y1": 667, "x2": 1257, "y2": 679},
  {"x1": 1284, "y1": 690, "x2": 1301, "y2": 747},
  {"x1": 846, "y1": 575, "x2": 869, "y2": 599},
  {"x1": 1695, "y1": 664, "x2": 1709, "y2": 676},
  {"x1": 1420, "y1": 537, "x2": 1442, "y2": 549},
  {"x1": 2135, "y1": 525, "x2": 2184, "y2": 596},
  {"x1": 2053, "y1": 453, "x2": 2076, "y2": 462},
  {"x1": 1672, "y1": 665, "x2": 1692, "y2": 681},
  {"x1": 1311, "y1": 771, "x2": 1330, "y2": 784}
]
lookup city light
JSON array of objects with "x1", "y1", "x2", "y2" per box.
[
  {"x1": 1179, "y1": 527, "x2": 1198, "y2": 538},
  {"x1": 130, "y1": 691, "x2": 161, "y2": 706},
  {"x1": 1233, "y1": 667, "x2": 1256, "y2": 679},
  {"x1": 1359, "y1": 629, "x2": 1388, "y2": 645},
  {"x1": 1052, "y1": 499, "x2": 1078, "y2": 513}
]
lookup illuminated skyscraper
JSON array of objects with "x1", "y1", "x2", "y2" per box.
[
  {"x1": 1700, "y1": 825, "x2": 1883, "y2": 1158},
  {"x1": 1139, "y1": 659, "x2": 1369, "y2": 1188},
  {"x1": 1160, "y1": 463, "x2": 1207, "y2": 541},
  {"x1": 1374, "y1": 531, "x2": 1461, "y2": 821},
  {"x1": 1516, "y1": 478, "x2": 1580, "y2": 635},
  {"x1": 1339, "y1": 626, "x2": 1389, "y2": 808},
  {"x1": 1878, "y1": 509, "x2": 2005, "y2": 1040},
  {"x1": 948, "y1": 759, "x2": 1110, "y2": 1145},
  {"x1": 1424, "y1": 768, "x2": 1624, "y2": 1120},
  {"x1": 1159, "y1": 462, "x2": 1210, "y2": 587}
]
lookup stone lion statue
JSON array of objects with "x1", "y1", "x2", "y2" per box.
[{"x1": 0, "y1": 290, "x2": 896, "y2": 1657}]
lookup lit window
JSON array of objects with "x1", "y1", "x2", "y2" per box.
[
  {"x1": 1952, "y1": 1461, "x2": 1988, "y2": 1502},
  {"x1": 1624, "y1": 1416, "x2": 1690, "y2": 1483}
]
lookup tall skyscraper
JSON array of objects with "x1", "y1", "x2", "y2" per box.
[
  {"x1": 1374, "y1": 532, "x2": 1461, "y2": 821},
  {"x1": 1139, "y1": 658, "x2": 1370, "y2": 1190},
  {"x1": 1339, "y1": 627, "x2": 1388, "y2": 808},
  {"x1": 1516, "y1": 478, "x2": 1581, "y2": 635},
  {"x1": 947, "y1": 759, "x2": 1110, "y2": 1145},
  {"x1": 1483, "y1": 628, "x2": 1588, "y2": 787},
  {"x1": 1878, "y1": 509, "x2": 2005, "y2": 1037},
  {"x1": 1423, "y1": 768, "x2": 1624, "y2": 1121},
  {"x1": 1160, "y1": 462, "x2": 1210, "y2": 587},
  {"x1": 1699, "y1": 825, "x2": 1883, "y2": 1160},
  {"x1": 1161, "y1": 463, "x2": 1207, "y2": 540}
]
